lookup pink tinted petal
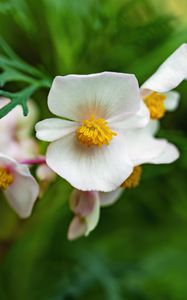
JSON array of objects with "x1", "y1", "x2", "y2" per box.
[
  {"x1": 36, "y1": 164, "x2": 56, "y2": 182},
  {"x1": 67, "y1": 216, "x2": 87, "y2": 240},
  {"x1": 69, "y1": 189, "x2": 98, "y2": 217},
  {"x1": 68, "y1": 190, "x2": 100, "y2": 238},
  {"x1": 4, "y1": 169, "x2": 39, "y2": 218},
  {"x1": 0, "y1": 155, "x2": 39, "y2": 218},
  {"x1": 0, "y1": 153, "x2": 17, "y2": 169}
]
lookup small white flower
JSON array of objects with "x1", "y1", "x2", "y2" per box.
[
  {"x1": 67, "y1": 188, "x2": 122, "y2": 240},
  {"x1": 0, "y1": 153, "x2": 39, "y2": 218},
  {"x1": 141, "y1": 44, "x2": 187, "y2": 119},
  {"x1": 0, "y1": 98, "x2": 55, "y2": 195},
  {"x1": 68, "y1": 190, "x2": 100, "y2": 240},
  {"x1": 36, "y1": 72, "x2": 150, "y2": 192},
  {"x1": 103, "y1": 120, "x2": 179, "y2": 207}
]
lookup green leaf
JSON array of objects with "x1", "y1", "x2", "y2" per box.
[{"x1": 0, "y1": 79, "x2": 51, "y2": 118}]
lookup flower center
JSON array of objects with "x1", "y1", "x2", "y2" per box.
[
  {"x1": 121, "y1": 166, "x2": 142, "y2": 189},
  {"x1": 144, "y1": 92, "x2": 166, "y2": 120},
  {"x1": 0, "y1": 167, "x2": 14, "y2": 190},
  {"x1": 76, "y1": 115, "x2": 117, "y2": 147}
]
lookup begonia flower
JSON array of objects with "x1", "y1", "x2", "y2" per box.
[
  {"x1": 36, "y1": 72, "x2": 150, "y2": 192},
  {"x1": 67, "y1": 120, "x2": 179, "y2": 240},
  {"x1": 36, "y1": 45, "x2": 185, "y2": 194},
  {"x1": 0, "y1": 98, "x2": 55, "y2": 188},
  {"x1": 68, "y1": 190, "x2": 100, "y2": 240},
  {"x1": 141, "y1": 44, "x2": 187, "y2": 119},
  {"x1": 0, "y1": 153, "x2": 39, "y2": 218}
]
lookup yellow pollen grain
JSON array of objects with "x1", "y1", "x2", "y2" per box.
[
  {"x1": 144, "y1": 92, "x2": 166, "y2": 120},
  {"x1": 76, "y1": 115, "x2": 117, "y2": 147},
  {"x1": 121, "y1": 166, "x2": 142, "y2": 189},
  {"x1": 0, "y1": 167, "x2": 14, "y2": 190}
]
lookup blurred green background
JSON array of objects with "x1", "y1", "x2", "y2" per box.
[{"x1": 0, "y1": 0, "x2": 187, "y2": 299}]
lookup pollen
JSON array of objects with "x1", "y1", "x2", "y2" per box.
[
  {"x1": 121, "y1": 166, "x2": 142, "y2": 189},
  {"x1": 144, "y1": 92, "x2": 166, "y2": 120},
  {"x1": 0, "y1": 167, "x2": 14, "y2": 190},
  {"x1": 76, "y1": 115, "x2": 117, "y2": 147}
]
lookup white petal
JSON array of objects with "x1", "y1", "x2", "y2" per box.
[
  {"x1": 142, "y1": 44, "x2": 187, "y2": 92},
  {"x1": 4, "y1": 166, "x2": 39, "y2": 218},
  {"x1": 110, "y1": 101, "x2": 150, "y2": 131},
  {"x1": 125, "y1": 129, "x2": 168, "y2": 165},
  {"x1": 99, "y1": 188, "x2": 123, "y2": 207},
  {"x1": 46, "y1": 133, "x2": 133, "y2": 192},
  {"x1": 35, "y1": 118, "x2": 78, "y2": 142},
  {"x1": 0, "y1": 153, "x2": 16, "y2": 166},
  {"x1": 85, "y1": 193, "x2": 100, "y2": 236},
  {"x1": 48, "y1": 72, "x2": 141, "y2": 121},
  {"x1": 164, "y1": 91, "x2": 180, "y2": 111},
  {"x1": 0, "y1": 152, "x2": 36, "y2": 178},
  {"x1": 150, "y1": 142, "x2": 180, "y2": 164},
  {"x1": 14, "y1": 162, "x2": 33, "y2": 176},
  {"x1": 68, "y1": 190, "x2": 100, "y2": 238},
  {"x1": 144, "y1": 120, "x2": 160, "y2": 135},
  {"x1": 67, "y1": 216, "x2": 87, "y2": 240}
]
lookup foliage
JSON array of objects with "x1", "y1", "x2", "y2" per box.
[{"x1": 0, "y1": 36, "x2": 51, "y2": 117}]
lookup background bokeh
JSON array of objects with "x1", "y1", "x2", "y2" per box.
[{"x1": 0, "y1": 0, "x2": 187, "y2": 299}]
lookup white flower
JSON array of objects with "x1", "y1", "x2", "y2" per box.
[
  {"x1": 103, "y1": 120, "x2": 179, "y2": 205},
  {"x1": 0, "y1": 98, "x2": 55, "y2": 193},
  {"x1": 141, "y1": 44, "x2": 187, "y2": 119},
  {"x1": 36, "y1": 44, "x2": 186, "y2": 192},
  {"x1": 0, "y1": 153, "x2": 39, "y2": 218},
  {"x1": 67, "y1": 188, "x2": 123, "y2": 240},
  {"x1": 36, "y1": 72, "x2": 150, "y2": 192},
  {"x1": 67, "y1": 119, "x2": 179, "y2": 239},
  {"x1": 67, "y1": 190, "x2": 100, "y2": 240}
]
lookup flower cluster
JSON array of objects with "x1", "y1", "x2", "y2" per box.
[
  {"x1": 1, "y1": 44, "x2": 186, "y2": 240},
  {"x1": 0, "y1": 99, "x2": 55, "y2": 218},
  {"x1": 35, "y1": 44, "x2": 187, "y2": 240}
]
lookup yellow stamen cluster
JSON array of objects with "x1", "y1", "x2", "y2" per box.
[
  {"x1": 144, "y1": 92, "x2": 166, "y2": 120},
  {"x1": 121, "y1": 166, "x2": 142, "y2": 189},
  {"x1": 76, "y1": 115, "x2": 117, "y2": 147},
  {"x1": 0, "y1": 167, "x2": 14, "y2": 190}
]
